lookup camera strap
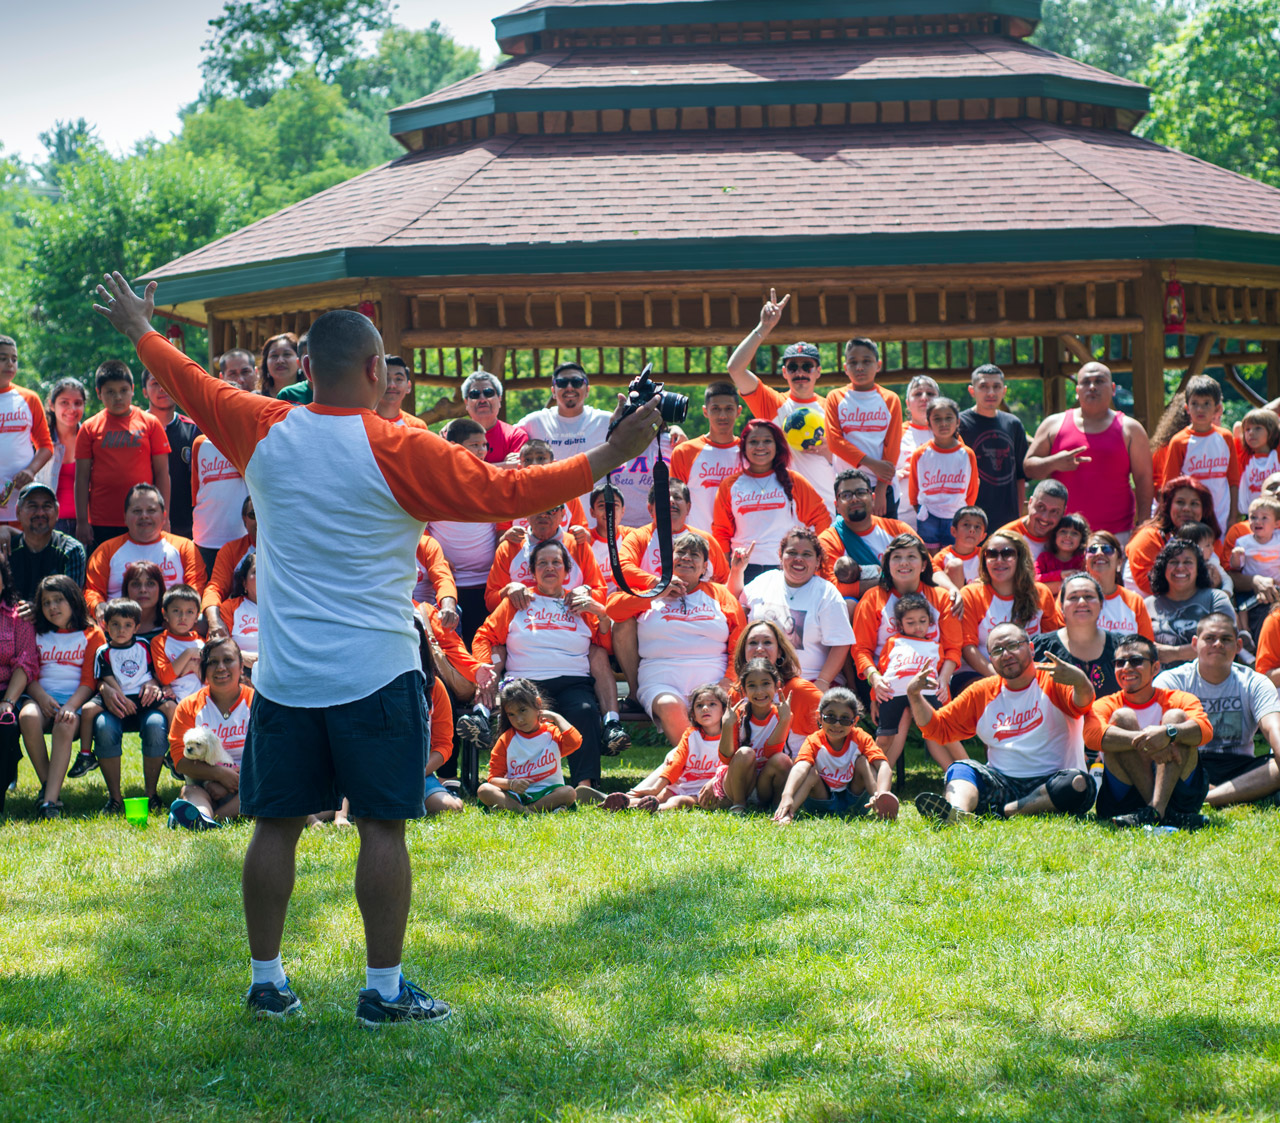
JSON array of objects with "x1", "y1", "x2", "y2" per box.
[{"x1": 603, "y1": 441, "x2": 674, "y2": 599}]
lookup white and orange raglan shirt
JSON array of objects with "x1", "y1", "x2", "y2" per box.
[
  {"x1": 1084, "y1": 687, "x2": 1212, "y2": 758},
  {"x1": 1096, "y1": 586, "x2": 1155, "y2": 640},
  {"x1": 1231, "y1": 531, "x2": 1280, "y2": 582},
  {"x1": 935, "y1": 544, "x2": 982, "y2": 586},
  {"x1": 84, "y1": 532, "x2": 208, "y2": 612},
  {"x1": 960, "y1": 582, "x2": 1063, "y2": 664},
  {"x1": 487, "y1": 720, "x2": 581, "y2": 790},
  {"x1": 412, "y1": 532, "x2": 460, "y2": 605},
  {"x1": 136, "y1": 330, "x2": 598, "y2": 707},
  {"x1": 817, "y1": 517, "x2": 923, "y2": 596},
  {"x1": 723, "y1": 704, "x2": 790, "y2": 770},
  {"x1": 152, "y1": 629, "x2": 203, "y2": 701},
  {"x1": 823, "y1": 384, "x2": 903, "y2": 483},
  {"x1": 201, "y1": 534, "x2": 254, "y2": 613},
  {"x1": 0, "y1": 382, "x2": 53, "y2": 521},
  {"x1": 471, "y1": 595, "x2": 603, "y2": 680},
  {"x1": 908, "y1": 440, "x2": 980, "y2": 522},
  {"x1": 619, "y1": 522, "x2": 729, "y2": 587},
  {"x1": 1165, "y1": 424, "x2": 1241, "y2": 534},
  {"x1": 728, "y1": 676, "x2": 821, "y2": 758},
  {"x1": 169, "y1": 684, "x2": 255, "y2": 768},
  {"x1": 877, "y1": 635, "x2": 943, "y2": 699},
  {"x1": 1238, "y1": 444, "x2": 1280, "y2": 516},
  {"x1": 796, "y1": 728, "x2": 886, "y2": 793},
  {"x1": 670, "y1": 434, "x2": 745, "y2": 530},
  {"x1": 921, "y1": 669, "x2": 1092, "y2": 777},
  {"x1": 607, "y1": 580, "x2": 746, "y2": 681},
  {"x1": 741, "y1": 383, "x2": 834, "y2": 513},
  {"x1": 851, "y1": 585, "x2": 961, "y2": 680},
  {"x1": 711, "y1": 470, "x2": 831, "y2": 566},
  {"x1": 35, "y1": 625, "x2": 103, "y2": 702},
  {"x1": 659, "y1": 727, "x2": 723, "y2": 796},
  {"x1": 219, "y1": 596, "x2": 259, "y2": 657},
  {"x1": 484, "y1": 528, "x2": 607, "y2": 612},
  {"x1": 190, "y1": 434, "x2": 249, "y2": 550}
]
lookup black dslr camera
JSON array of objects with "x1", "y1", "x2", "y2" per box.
[{"x1": 610, "y1": 363, "x2": 688, "y2": 434}]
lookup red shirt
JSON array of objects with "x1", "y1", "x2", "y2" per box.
[{"x1": 75, "y1": 406, "x2": 170, "y2": 526}]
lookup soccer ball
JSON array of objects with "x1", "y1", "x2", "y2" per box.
[{"x1": 783, "y1": 407, "x2": 825, "y2": 452}]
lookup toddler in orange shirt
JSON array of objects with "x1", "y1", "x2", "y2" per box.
[
  {"x1": 702, "y1": 659, "x2": 791, "y2": 813},
  {"x1": 477, "y1": 679, "x2": 579, "y2": 813}
]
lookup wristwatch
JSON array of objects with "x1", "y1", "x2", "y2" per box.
[{"x1": 1165, "y1": 723, "x2": 1179, "y2": 744}]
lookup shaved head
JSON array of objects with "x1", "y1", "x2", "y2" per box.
[{"x1": 306, "y1": 310, "x2": 384, "y2": 387}]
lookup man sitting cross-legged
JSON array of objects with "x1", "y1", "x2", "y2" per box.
[
  {"x1": 910, "y1": 622, "x2": 1097, "y2": 825},
  {"x1": 1084, "y1": 634, "x2": 1213, "y2": 830}
]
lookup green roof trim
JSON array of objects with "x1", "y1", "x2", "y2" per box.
[
  {"x1": 147, "y1": 226, "x2": 1280, "y2": 308},
  {"x1": 388, "y1": 73, "x2": 1147, "y2": 137},
  {"x1": 493, "y1": 1, "x2": 1043, "y2": 41}
]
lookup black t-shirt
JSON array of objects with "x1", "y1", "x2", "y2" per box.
[
  {"x1": 9, "y1": 530, "x2": 87, "y2": 603},
  {"x1": 958, "y1": 408, "x2": 1027, "y2": 530},
  {"x1": 1033, "y1": 628, "x2": 1119, "y2": 698},
  {"x1": 162, "y1": 412, "x2": 201, "y2": 539}
]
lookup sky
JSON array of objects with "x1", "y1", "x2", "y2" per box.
[{"x1": 1, "y1": 0, "x2": 514, "y2": 165}]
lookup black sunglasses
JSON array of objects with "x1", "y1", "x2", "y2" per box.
[
  {"x1": 1085, "y1": 544, "x2": 1116, "y2": 556},
  {"x1": 984, "y1": 547, "x2": 1018, "y2": 561},
  {"x1": 553, "y1": 376, "x2": 587, "y2": 389},
  {"x1": 784, "y1": 361, "x2": 816, "y2": 374},
  {"x1": 820, "y1": 712, "x2": 856, "y2": 726},
  {"x1": 1114, "y1": 656, "x2": 1150, "y2": 668},
  {"x1": 466, "y1": 387, "x2": 498, "y2": 400}
]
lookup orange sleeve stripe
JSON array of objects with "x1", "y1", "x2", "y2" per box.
[
  {"x1": 81, "y1": 629, "x2": 106, "y2": 687},
  {"x1": 1223, "y1": 427, "x2": 1242, "y2": 485},
  {"x1": 1164, "y1": 431, "x2": 1189, "y2": 479},
  {"x1": 704, "y1": 532, "x2": 731, "y2": 584},
  {"x1": 552, "y1": 723, "x2": 583, "y2": 756},
  {"x1": 668, "y1": 440, "x2": 698, "y2": 483},
  {"x1": 425, "y1": 604, "x2": 481, "y2": 682},
  {"x1": 1258, "y1": 611, "x2": 1280, "y2": 675},
  {"x1": 19, "y1": 386, "x2": 53, "y2": 451},
  {"x1": 1121, "y1": 587, "x2": 1156, "y2": 639},
  {"x1": 202, "y1": 537, "x2": 249, "y2": 612},
  {"x1": 430, "y1": 677, "x2": 453, "y2": 764},
  {"x1": 920, "y1": 676, "x2": 999, "y2": 743},
  {"x1": 1125, "y1": 527, "x2": 1165, "y2": 596},
  {"x1": 1039, "y1": 584, "x2": 1064, "y2": 631},
  {"x1": 190, "y1": 434, "x2": 205, "y2": 510},
  {"x1": 741, "y1": 382, "x2": 783, "y2": 421},
  {"x1": 659, "y1": 732, "x2": 691, "y2": 782},
  {"x1": 485, "y1": 539, "x2": 519, "y2": 612},
  {"x1": 965, "y1": 448, "x2": 980, "y2": 504},
  {"x1": 172, "y1": 534, "x2": 209, "y2": 592},
  {"x1": 84, "y1": 536, "x2": 126, "y2": 610},
  {"x1": 152, "y1": 634, "x2": 177, "y2": 685},
  {"x1": 794, "y1": 474, "x2": 832, "y2": 531},
  {"x1": 487, "y1": 730, "x2": 512, "y2": 780},
  {"x1": 1163, "y1": 688, "x2": 1213, "y2": 746},
  {"x1": 710, "y1": 475, "x2": 737, "y2": 557},
  {"x1": 881, "y1": 387, "x2": 903, "y2": 467},
  {"x1": 852, "y1": 588, "x2": 888, "y2": 676},
  {"x1": 853, "y1": 726, "x2": 889, "y2": 765},
  {"x1": 605, "y1": 590, "x2": 652, "y2": 622},
  {"x1": 907, "y1": 445, "x2": 924, "y2": 506}
]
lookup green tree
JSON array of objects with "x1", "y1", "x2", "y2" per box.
[
  {"x1": 23, "y1": 146, "x2": 249, "y2": 380},
  {"x1": 0, "y1": 147, "x2": 37, "y2": 355},
  {"x1": 1142, "y1": 0, "x2": 1280, "y2": 187},
  {"x1": 36, "y1": 118, "x2": 101, "y2": 190},
  {"x1": 1032, "y1": 0, "x2": 1195, "y2": 79},
  {"x1": 339, "y1": 24, "x2": 481, "y2": 118}
]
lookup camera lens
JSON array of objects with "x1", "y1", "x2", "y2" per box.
[{"x1": 659, "y1": 391, "x2": 689, "y2": 425}]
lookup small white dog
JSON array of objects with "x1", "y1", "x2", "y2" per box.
[{"x1": 183, "y1": 726, "x2": 235, "y2": 767}]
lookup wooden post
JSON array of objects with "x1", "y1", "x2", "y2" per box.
[
  {"x1": 378, "y1": 286, "x2": 409, "y2": 410},
  {"x1": 1041, "y1": 337, "x2": 1067, "y2": 416},
  {"x1": 207, "y1": 315, "x2": 221, "y2": 372},
  {"x1": 1267, "y1": 341, "x2": 1280, "y2": 402},
  {"x1": 1133, "y1": 263, "x2": 1169, "y2": 433}
]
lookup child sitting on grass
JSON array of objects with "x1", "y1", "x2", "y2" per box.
[
  {"x1": 1034, "y1": 513, "x2": 1090, "y2": 594},
  {"x1": 477, "y1": 678, "x2": 579, "y2": 813},
  {"x1": 219, "y1": 554, "x2": 259, "y2": 675},
  {"x1": 151, "y1": 585, "x2": 203, "y2": 702},
  {"x1": 702, "y1": 658, "x2": 791, "y2": 814},
  {"x1": 868, "y1": 592, "x2": 966, "y2": 772},
  {"x1": 773, "y1": 687, "x2": 897, "y2": 822},
  {"x1": 936, "y1": 505, "x2": 987, "y2": 588}
]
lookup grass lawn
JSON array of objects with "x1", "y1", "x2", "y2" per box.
[{"x1": 3, "y1": 730, "x2": 1280, "y2": 1123}]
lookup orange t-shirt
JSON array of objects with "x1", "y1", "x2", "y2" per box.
[{"x1": 75, "y1": 406, "x2": 170, "y2": 526}]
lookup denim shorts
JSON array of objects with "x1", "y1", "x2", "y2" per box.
[
  {"x1": 240, "y1": 671, "x2": 429, "y2": 820},
  {"x1": 802, "y1": 786, "x2": 870, "y2": 817}
]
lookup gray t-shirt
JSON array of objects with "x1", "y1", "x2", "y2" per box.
[
  {"x1": 1154, "y1": 662, "x2": 1280, "y2": 757},
  {"x1": 1145, "y1": 588, "x2": 1235, "y2": 663}
]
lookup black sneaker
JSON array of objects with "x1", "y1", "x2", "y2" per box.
[
  {"x1": 148, "y1": 793, "x2": 165, "y2": 815},
  {"x1": 67, "y1": 751, "x2": 98, "y2": 779},
  {"x1": 914, "y1": 791, "x2": 975, "y2": 828},
  {"x1": 355, "y1": 978, "x2": 451, "y2": 1027},
  {"x1": 1109, "y1": 805, "x2": 1160, "y2": 829},
  {"x1": 1161, "y1": 809, "x2": 1208, "y2": 831},
  {"x1": 162, "y1": 749, "x2": 184, "y2": 782},
  {"x1": 603, "y1": 719, "x2": 631, "y2": 757},
  {"x1": 246, "y1": 980, "x2": 302, "y2": 1019},
  {"x1": 37, "y1": 801, "x2": 62, "y2": 820},
  {"x1": 456, "y1": 711, "x2": 491, "y2": 745},
  {"x1": 101, "y1": 798, "x2": 124, "y2": 816}
]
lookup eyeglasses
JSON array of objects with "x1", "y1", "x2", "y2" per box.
[
  {"x1": 466, "y1": 387, "x2": 498, "y2": 399},
  {"x1": 838, "y1": 490, "x2": 872, "y2": 501},
  {"x1": 784, "y1": 361, "x2": 816, "y2": 374},
  {"x1": 1085, "y1": 544, "x2": 1116, "y2": 556},
  {"x1": 988, "y1": 640, "x2": 1030, "y2": 657},
  {"x1": 553, "y1": 376, "x2": 587, "y2": 389},
  {"x1": 1114, "y1": 655, "x2": 1150, "y2": 668},
  {"x1": 820, "y1": 712, "x2": 855, "y2": 726},
  {"x1": 984, "y1": 547, "x2": 1018, "y2": 561}
]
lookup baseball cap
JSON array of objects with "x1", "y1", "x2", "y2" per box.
[
  {"x1": 17, "y1": 482, "x2": 56, "y2": 505},
  {"x1": 780, "y1": 342, "x2": 821, "y2": 368}
]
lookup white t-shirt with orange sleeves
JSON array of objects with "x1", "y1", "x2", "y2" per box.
[
  {"x1": 587, "y1": 525, "x2": 634, "y2": 597},
  {"x1": 1239, "y1": 448, "x2": 1280, "y2": 516},
  {"x1": 851, "y1": 585, "x2": 962, "y2": 679},
  {"x1": 797, "y1": 728, "x2": 886, "y2": 793},
  {"x1": 221, "y1": 596, "x2": 259, "y2": 656},
  {"x1": 996, "y1": 517, "x2": 1051, "y2": 563},
  {"x1": 1084, "y1": 687, "x2": 1212, "y2": 755},
  {"x1": 84, "y1": 533, "x2": 207, "y2": 610},
  {"x1": 1096, "y1": 587, "x2": 1155, "y2": 639},
  {"x1": 935, "y1": 544, "x2": 982, "y2": 586},
  {"x1": 741, "y1": 384, "x2": 834, "y2": 513},
  {"x1": 921, "y1": 669, "x2": 1091, "y2": 777},
  {"x1": 739, "y1": 570, "x2": 854, "y2": 682},
  {"x1": 35, "y1": 626, "x2": 102, "y2": 702},
  {"x1": 411, "y1": 533, "x2": 459, "y2": 605},
  {"x1": 893, "y1": 422, "x2": 931, "y2": 514},
  {"x1": 471, "y1": 595, "x2": 600, "y2": 680},
  {"x1": 136, "y1": 331, "x2": 596, "y2": 708},
  {"x1": 485, "y1": 529, "x2": 605, "y2": 612},
  {"x1": 711, "y1": 470, "x2": 831, "y2": 566},
  {"x1": 169, "y1": 684, "x2": 255, "y2": 768},
  {"x1": 1165, "y1": 425, "x2": 1240, "y2": 534},
  {"x1": 425, "y1": 519, "x2": 497, "y2": 588},
  {"x1": 960, "y1": 582, "x2": 1063, "y2": 662},
  {"x1": 1232, "y1": 531, "x2": 1280, "y2": 581},
  {"x1": 0, "y1": 384, "x2": 53, "y2": 521},
  {"x1": 732, "y1": 705, "x2": 788, "y2": 768},
  {"x1": 190, "y1": 434, "x2": 248, "y2": 549},
  {"x1": 659, "y1": 727, "x2": 722, "y2": 795},
  {"x1": 824, "y1": 384, "x2": 903, "y2": 481},
  {"x1": 876, "y1": 635, "x2": 942, "y2": 699},
  {"x1": 152, "y1": 629, "x2": 203, "y2": 701},
  {"x1": 620, "y1": 523, "x2": 728, "y2": 587},
  {"x1": 670, "y1": 435, "x2": 743, "y2": 529},
  {"x1": 908, "y1": 441, "x2": 980, "y2": 522},
  {"x1": 487, "y1": 720, "x2": 581, "y2": 789}
]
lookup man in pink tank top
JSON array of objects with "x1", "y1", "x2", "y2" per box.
[{"x1": 1025, "y1": 362, "x2": 1153, "y2": 542}]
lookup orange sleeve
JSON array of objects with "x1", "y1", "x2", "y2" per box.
[
  {"x1": 84, "y1": 537, "x2": 125, "y2": 611},
  {"x1": 566, "y1": 497, "x2": 587, "y2": 529},
  {"x1": 571, "y1": 538, "x2": 607, "y2": 605},
  {"x1": 1124, "y1": 589, "x2": 1156, "y2": 640},
  {"x1": 470, "y1": 600, "x2": 515, "y2": 667},
  {"x1": 852, "y1": 726, "x2": 888, "y2": 766},
  {"x1": 919, "y1": 677, "x2": 997, "y2": 743},
  {"x1": 1043, "y1": 672, "x2": 1091, "y2": 718},
  {"x1": 877, "y1": 637, "x2": 895, "y2": 676},
  {"x1": 201, "y1": 537, "x2": 247, "y2": 612},
  {"x1": 783, "y1": 677, "x2": 822, "y2": 735},
  {"x1": 822, "y1": 388, "x2": 864, "y2": 467},
  {"x1": 400, "y1": 411, "x2": 429, "y2": 430},
  {"x1": 907, "y1": 446, "x2": 924, "y2": 507},
  {"x1": 1038, "y1": 584, "x2": 1063, "y2": 631},
  {"x1": 816, "y1": 526, "x2": 856, "y2": 593},
  {"x1": 418, "y1": 534, "x2": 459, "y2": 604},
  {"x1": 741, "y1": 382, "x2": 784, "y2": 423},
  {"x1": 1223, "y1": 427, "x2": 1242, "y2": 486},
  {"x1": 484, "y1": 539, "x2": 520, "y2": 612},
  {"x1": 1166, "y1": 689, "x2": 1213, "y2": 746},
  {"x1": 424, "y1": 604, "x2": 480, "y2": 682},
  {"x1": 190, "y1": 434, "x2": 205, "y2": 513},
  {"x1": 1257, "y1": 610, "x2": 1280, "y2": 676},
  {"x1": 1163, "y1": 430, "x2": 1189, "y2": 481},
  {"x1": 881, "y1": 387, "x2": 903, "y2": 467},
  {"x1": 1151, "y1": 445, "x2": 1169, "y2": 490},
  {"x1": 152, "y1": 634, "x2": 178, "y2": 685},
  {"x1": 80, "y1": 628, "x2": 105, "y2": 688},
  {"x1": 19, "y1": 386, "x2": 53, "y2": 452},
  {"x1": 668, "y1": 439, "x2": 698, "y2": 483},
  {"x1": 429, "y1": 677, "x2": 453, "y2": 765},
  {"x1": 605, "y1": 590, "x2": 653, "y2": 623},
  {"x1": 658, "y1": 732, "x2": 691, "y2": 783},
  {"x1": 792, "y1": 473, "x2": 832, "y2": 532},
  {"x1": 363, "y1": 413, "x2": 596, "y2": 526},
  {"x1": 796, "y1": 732, "x2": 821, "y2": 765},
  {"x1": 960, "y1": 585, "x2": 988, "y2": 648},
  {"x1": 710, "y1": 476, "x2": 737, "y2": 558},
  {"x1": 1225, "y1": 522, "x2": 1249, "y2": 552},
  {"x1": 1125, "y1": 527, "x2": 1165, "y2": 596},
  {"x1": 486, "y1": 730, "x2": 512, "y2": 781},
  {"x1": 173, "y1": 534, "x2": 208, "y2": 593},
  {"x1": 935, "y1": 590, "x2": 964, "y2": 667},
  {"x1": 167, "y1": 692, "x2": 203, "y2": 764},
  {"x1": 1082, "y1": 691, "x2": 1125, "y2": 752},
  {"x1": 851, "y1": 588, "x2": 886, "y2": 677},
  {"x1": 551, "y1": 722, "x2": 583, "y2": 757},
  {"x1": 704, "y1": 533, "x2": 730, "y2": 584},
  {"x1": 964, "y1": 447, "x2": 980, "y2": 505}
]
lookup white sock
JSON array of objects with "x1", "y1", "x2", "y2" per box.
[
  {"x1": 250, "y1": 955, "x2": 286, "y2": 988},
  {"x1": 366, "y1": 964, "x2": 402, "y2": 1001},
  {"x1": 605, "y1": 711, "x2": 619, "y2": 723}
]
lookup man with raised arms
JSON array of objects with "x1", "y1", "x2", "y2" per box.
[{"x1": 94, "y1": 272, "x2": 659, "y2": 1027}]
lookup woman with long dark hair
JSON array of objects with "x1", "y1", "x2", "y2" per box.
[
  {"x1": 258, "y1": 332, "x2": 301, "y2": 397},
  {"x1": 1126, "y1": 475, "x2": 1221, "y2": 595},
  {"x1": 38, "y1": 377, "x2": 87, "y2": 533},
  {"x1": 1146, "y1": 537, "x2": 1234, "y2": 667}
]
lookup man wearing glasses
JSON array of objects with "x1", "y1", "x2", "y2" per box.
[
  {"x1": 727, "y1": 290, "x2": 836, "y2": 514},
  {"x1": 460, "y1": 369, "x2": 527, "y2": 466},
  {"x1": 1084, "y1": 633, "x2": 1212, "y2": 829},
  {"x1": 908, "y1": 622, "x2": 1097, "y2": 825},
  {"x1": 818, "y1": 469, "x2": 925, "y2": 599}
]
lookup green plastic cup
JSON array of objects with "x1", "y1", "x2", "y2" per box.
[{"x1": 123, "y1": 796, "x2": 149, "y2": 828}]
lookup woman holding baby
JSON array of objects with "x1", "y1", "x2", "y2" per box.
[{"x1": 166, "y1": 636, "x2": 253, "y2": 830}]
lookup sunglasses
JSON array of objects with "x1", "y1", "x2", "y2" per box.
[
  {"x1": 1114, "y1": 656, "x2": 1150, "y2": 668},
  {"x1": 553, "y1": 376, "x2": 587, "y2": 389},
  {"x1": 466, "y1": 387, "x2": 498, "y2": 400},
  {"x1": 820, "y1": 712, "x2": 856, "y2": 726},
  {"x1": 784, "y1": 361, "x2": 816, "y2": 374},
  {"x1": 1085, "y1": 544, "x2": 1116, "y2": 556},
  {"x1": 984, "y1": 547, "x2": 1018, "y2": 561}
]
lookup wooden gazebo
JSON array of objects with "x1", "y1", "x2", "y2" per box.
[{"x1": 143, "y1": 0, "x2": 1280, "y2": 428}]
